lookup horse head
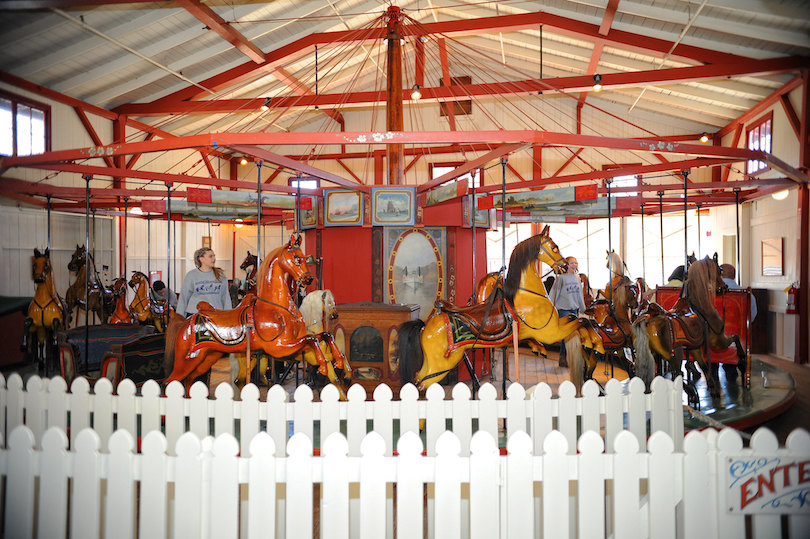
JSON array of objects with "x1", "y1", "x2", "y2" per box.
[
  {"x1": 112, "y1": 277, "x2": 128, "y2": 296},
  {"x1": 128, "y1": 271, "x2": 146, "y2": 290},
  {"x1": 279, "y1": 242, "x2": 313, "y2": 287},
  {"x1": 535, "y1": 226, "x2": 566, "y2": 273},
  {"x1": 67, "y1": 244, "x2": 85, "y2": 272},
  {"x1": 240, "y1": 251, "x2": 257, "y2": 272},
  {"x1": 31, "y1": 248, "x2": 51, "y2": 283}
]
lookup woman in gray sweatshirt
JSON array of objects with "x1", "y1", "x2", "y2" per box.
[{"x1": 176, "y1": 247, "x2": 233, "y2": 317}]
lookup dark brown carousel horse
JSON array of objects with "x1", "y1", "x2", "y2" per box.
[
  {"x1": 632, "y1": 254, "x2": 747, "y2": 402},
  {"x1": 399, "y1": 226, "x2": 604, "y2": 394},
  {"x1": 128, "y1": 271, "x2": 170, "y2": 331},
  {"x1": 22, "y1": 248, "x2": 67, "y2": 374},
  {"x1": 586, "y1": 274, "x2": 639, "y2": 377},
  {"x1": 65, "y1": 244, "x2": 114, "y2": 326},
  {"x1": 238, "y1": 250, "x2": 258, "y2": 300},
  {"x1": 108, "y1": 277, "x2": 134, "y2": 324},
  {"x1": 166, "y1": 234, "x2": 351, "y2": 396},
  {"x1": 580, "y1": 273, "x2": 594, "y2": 308}
]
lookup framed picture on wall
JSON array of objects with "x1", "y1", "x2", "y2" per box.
[
  {"x1": 372, "y1": 186, "x2": 415, "y2": 226},
  {"x1": 298, "y1": 195, "x2": 319, "y2": 230},
  {"x1": 761, "y1": 237, "x2": 784, "y2": 276},
  {"x1": 324, "y1": 189, "x2": 363, "y2": 226},
  {"x1": 201, "y1": 236, "x2": 211, "y2": 248},
  {"x1": 384, "y1": 227, "x2": 446, "y2": 320}
]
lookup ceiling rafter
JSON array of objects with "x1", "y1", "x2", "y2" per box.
[{"x1": 176, "y1": 0, "x2": 265, "y2": 64}]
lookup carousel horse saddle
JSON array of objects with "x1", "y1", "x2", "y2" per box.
[
  {"x1": 193, "y1": 295, "x2": 257, "y2": 345},
  {"x1": 435, "y1": 294, "x2": 512, "y2": 341},
  {"x1": 664, "y1": 298, "x2": 706, "y2": 346}
]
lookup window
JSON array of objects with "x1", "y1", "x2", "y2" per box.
[
  {"x1": 429, "y1": 162, "x2": 481, "y2": 189},
  {"x1": 603, "y1": 165, "x2": 641, "y2": 197},
  {"x1": 746, "y1": 112, "x2": 772, "y2": 175},
  {"x1": 289, "y1": 177, "x2": 319, "y2": 191},
  {"x1": 438, "y1": 75, "x2": 472, "y2": 117},
  {"x1": 0, "y1": 91, "x2": 50, "y2": 157}
]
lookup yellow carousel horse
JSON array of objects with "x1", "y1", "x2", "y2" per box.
[
  {"x1": 128, "y1": 271, "x2": 170, "y2": 331},
  {"x1": 22, "y1": 248, "x2": 67, "y2": 374},
  {"x1": 399, "y1": 226, "x2": 604, "y2": 394}
]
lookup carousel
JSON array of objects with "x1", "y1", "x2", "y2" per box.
[{"x1": 2, "y1": 5, "x2": 804, "y2": 436}]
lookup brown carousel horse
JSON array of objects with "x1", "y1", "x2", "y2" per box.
[
  {"x1": 128, "y1": 271, "x2": 170, "y2": 331},
  {"x1": 21, "y1": 248, "x2": 67, "y2": 374},
  {"x1": 65, "y1": 244, "x2": 114, "y2": 326},
  {"x1": 238, "y1": 251, "x2": 258, "y2": 300},
  {"x1": 108, "y1": 277, "x2": 134, "y2": 324},
  {"x1": 632, "y1": 254, "x2": 747, "y2": 402},
  {"x1": 166, "y1": 234, "x2": 351, "y2": 396},
  {"x1": 399, "y1": 226, "x2": 605, "y2": 394},
  {"x1": 586, "y1": 274, "x2": 640, "y2": 377}
]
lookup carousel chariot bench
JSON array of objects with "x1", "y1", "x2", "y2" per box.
[{"x1": 57, "y1": 324, "x2": 156, "y2": 384}]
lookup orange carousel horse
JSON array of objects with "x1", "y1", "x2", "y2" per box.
[
  {"x1": 399, "y1": 226, "x2": 605, "y2": 394},
  {"x1": 108, "y1": 277, "x2": 134, "y2": 324},
  {"x1": 22, "y1": 248, "x2": 67, "y2": 374},
  {"x1": 166, "y1": 234, "x2": 351, "y2": 396},
  {"x1": 632, "y1": 254, "x2": 746, "y2": 401},
  {"x1": 128, "y1": 271, "x2": 170, "y2": 331}
]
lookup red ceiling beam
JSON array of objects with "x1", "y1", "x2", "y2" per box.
[
  {"x1": 116, "y1": 56, "x2": 809, "y2": 117},
  {"x1": 717, "y1": 75, "x2": 804, "y2": 138},
  {"x1": 227, "y1": 144, "x2": 364, "y2": 192},
  {"x1": 418, "y1": 143, "x2": 529, "y2": 192},
  {"x1": 176, "y1": 0, "x2": 265, "y2": 64},
  {"x1": 780, "y1": 94, "x2": 801, "y2": 139},
  {"x1": 140, "y1": 10, "x2": 755, "y2": 107}
]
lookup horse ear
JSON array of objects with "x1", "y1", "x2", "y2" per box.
[
  {"x1": 44, "y1": 247, "x2": 49, "y2": 257},
  {"x1": 541, "y1": 224, "x2": 549, "y2": 235},
  {"x1": 247, "y1": 250, "x2": 252, "y2": 256},
  {"x1": 294, "y1": 234, "x2": 302, "y2": 247},
  {"x1": 34, "y1": 248, "x2": 41, "y2": 257},
  {"x1": 713, "y1": 252, "x2": 719, "y2": 263}
]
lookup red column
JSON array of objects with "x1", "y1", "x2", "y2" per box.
[{"x1": 795, "y1": 71, "x2": 809, "y2": 364}]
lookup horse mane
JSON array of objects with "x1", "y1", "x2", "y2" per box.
[
  {"x1": 685, "y1": 257, "x2": 723, "y2": 329},
  {"x1": 503, "y1": 234, "x2": 544, "y2": 302}
]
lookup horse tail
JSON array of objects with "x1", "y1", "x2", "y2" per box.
[
  {"x1": 163, "y1": 311, "x2": 187, "y2": 378},
  {"x1": 566, "y1": 333, "x2": 584, "y2": 395},
  {"x1": 398, "y1": 319, "x2": 426, "y2": 385},
  {"x1": 631, "y1": 317, "x2": 656, "y2": 391}
]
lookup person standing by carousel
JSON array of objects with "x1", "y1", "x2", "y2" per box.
[
  {"x1": 549, "y1": 256, "x2": 587, "y2": 368},
  {"x1": 176, "y1": 247, "x2": 233, "y2": 317}
]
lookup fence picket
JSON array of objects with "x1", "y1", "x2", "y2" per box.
[
  {"x1": 373, "y1": 384, "x2": 395, "y2": 456},
  {"x1": 613, "y1": 430, "x2": 643, "y2": 539},
  {"x1": 715, "y1": 428, "x2": 745, "y2": 539},
  {"x1": 68, "y1": 378, "x2": 91, "y2": 449},
  {"x1": 116, "y1": 379, "x2": 137, "y2": 437},
  {"x1": 469, "y1": 431, "x2": 499, "y2": 539},
  {"x1": 627, "y1": 377, "x2": 647, "y2": 447},
  {"x1": 140, "y1": 431, "x2": 169, "y2": 539},
  {"x1": 71, "y1": 428, "x2": 102, "y2": 539},
  {"x1": 5, "y1": 374, "x2": 24, "y2": 437},
  {"x1": 581, "y1": 380, "x2": 601, "y2": 437},
  {"x1": 23, "y1": 376, "x2": 45, "y2": 448},
  {"x1": 141, "y1": 380, "x2": 163, "y2": 440},
  {"x1": 541, "y1": 431, "x2": 568, "y2": 539},
  {"x1": 604, "y1": 378, "x2": 623, "y2": 453},
  {"x1": 396, "y1": 432, "x2": 425, "y2": 539},
  {"x1": 451, "y1": 384, "x2": 473, "y2": 457},
  {"x1": 557, "y1": 382, "x2": 577, "y2": 454},
  {"x1": 293, "y1": 384, "x2": 315, "y2": 441},
  {"x1": 214, "y1": 383, "x2": 237, "y2": 438},
  {"x1": 322, "y1": 432, "x2": 350, "y2": 539},
  {"x1": 650, "y1": 377, "x2": 671, "y2": 438},
  {"x1": 320, "y1": 384, "x2": 342, "y2": 449},
  {"x1": 240, "y1": 384, "x2": 261, "y2": 457},
  {"x1": 265, "y1": 384, "x2": 289, "y2": 457},
  {"x1": 164, "y1": 381, "x2": 185, "y2": 456},
  {"x1": 45, "y1": 376, "x2": 68, "y2": 434},
  {"x1": 578, "y1": 431, "x2": 606, "y2": 539},
  {"x1": 246, "y1": 433, "x2": 277, "y2": 539},
  {"x1": 476, "y1": 383, "x2": 498, "y2": 448},
  {"x1": 786, "y1": 429, "x2": 810, "y2": 538},
  {"x1": 360, "y1": 431, "x2": 388, "y2": 539},
  {"x1": 504, "y1": 430, "x2": 536, "y2": 539},
  {"x1": 398, "y1": 383, "x2": 420, "y2": 441},
  {"x1": 529, "y1": 382, "x2": 552, "y2": 455},
  {"x1": 174, "y1": 432, "x2": 204, "y2": 539},
  {"x1": 210, "y1": 433, "x2": 241, "y2": 539},
  {"x1": 5, "y1": 426, "x2": 36, "y2": 539},
  {"x1": 189, "y1": 382, "x2": 210, "y2": 439},
  {"x1": 287, "y1": 433, "x2": 314, "y2": 539},
  {"x1": 434, "y1": 431, "x2": 462, "y2": 539},
  {"x1": 647, "y1": 431, "x2": 679, "y2": 539},
  {"x1": 105, "y1": 430, "x2": 136, "y2": 539},
  {"x1": 93, "y1": 377, "x2": 114, "y2": 450},
  {"x1": 38, "y1": 427, "x2": 69, "y2": 539},
  {"x1": 347, "y1": 383, "x2": 367, "y2": 457},
  {"x1": 0, "y1": 373, "x2": 6, "y2": 440},
  {"x1": 748, "y1": 428, "x2": 782, "y2": 538},
  {"x1": 425, "y1": 383, "x2": 445, "y2": 457},
  {"x1": 682, "y1": 430, "x2": 715, "y2": 539}
]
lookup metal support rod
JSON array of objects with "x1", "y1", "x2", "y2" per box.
[
  {"x1": 606, "y1": 177, "x2": 613, "y2": 279},
  {"x1": 658, "y1": 191, "x2": 665, "y2": 285},
  {"x1": 641, "y1": 203, "x2": 646, "y2": 281},
  {"x1": 682, "y1": 170, "x2": 689, "y2": 271},
  {"x1": 147, "y1": 216, "x2": 151, "y2": 285},
  {"x1": 696, "y1": 203, "x2": 702, "y2": 257},
  {"x1": 123, "y1": 198, "x2": 128, "y2": 281},
  {"x1": 585, "y1": 219, "x2": 590, "y2": 276},
  {"x1": 257, "y1": 162, "x2": 263, "y2": 267},
  {"x1": 83, "y1": 175, "x2": 91, "y2": 372},
  {"x1": 167, "y1": 183, "x2": 172, "y2": 303},
  {"x1": 471, "y1": 183, "x2": 477, "y2": 289},
  {"x1": 46, "y1": 195, "x2": 51, "y2": 251},
  {"x1": 295, "y1": 174, "x2": 301, "y2": 235},
  {"x1": 207, "y1": 219, "x2": 212, "y2": 241},
  {"x1": 735, "y1": 188, "x2": 741, "y2": 278},
  {"x1": 501, "y1": 157, "x2": 507, "y2": 270}
]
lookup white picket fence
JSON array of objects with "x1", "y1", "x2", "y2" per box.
[
  {"x1": 0, "y1": 372, "x2": 685, "y2": 456},
  {"x1": 3, "y1": 423, "x2": 809, "y2": 539}
]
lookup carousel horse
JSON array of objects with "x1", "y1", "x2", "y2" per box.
[
  {"x1": 166, "y1": 234, "x2": 351, "y2": 397},
  {"x1": 21, "y1": 248, "x2": 67, "y2": 374},
  {"x1": 586, "y1": 274, "x2": 639, "y2": 378},
  {"x1": 399, "y1": 226, "x2": 605, "y2": 394},
  {"x1": 108, "y1": 277, "x2": 134, "y2": 324},
  {"x1": 65, "y1": 244, "x2": 114, "y2": 326},
  {"x1": 632, "y1": 254, "x2": 746, "y2": 400},
  {"x1": 238, "y1": 250, "x2": 258, "y2": 300},
  {"x1": 128, "y1": 271, "x2": 170, "y2": 331}
]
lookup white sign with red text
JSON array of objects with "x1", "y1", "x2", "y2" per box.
[{"x1": 726, "y1": 456, "x2": 810, "y2": 514}]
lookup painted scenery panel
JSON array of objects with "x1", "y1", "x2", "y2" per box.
[
  {"x1": 372, "y1": 187, "x2": 415, "y2": 226},
  {"x1": 385, "y1": 227, "x2": 445, "y2": 320},
  {"x1": 324, "y1": 189, "x2": 362, "y2": 226}
]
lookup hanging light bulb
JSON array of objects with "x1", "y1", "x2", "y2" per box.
[
  {"x1": 772, "y1": 190, "x2": 789, "y2": 201},
  {"x1": 411, "y1": 84, "x2": 422, "y2": 100},
  {"x1": 260, "y1": 97, "x2": 271, "y2": 112},
  {"x1": 700, "y1": 132, "x2": 710, "y2": 143},
  {"x1": 131, "y1": 207, "x2": 143, "y2": 215},
  {"x1": 234, "y1": 218, "x2": 244, "y2": 228},
  {"x1": 592, "y1": 73, "x2": 603, "y2": 92},
  {"x1": 240, "y1": 157, "x2": 248, "y2": 165}
]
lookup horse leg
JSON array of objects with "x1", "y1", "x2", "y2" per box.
[
  {"x1": 321, "y1": 332, "x2": 352, "y2": 378},
  {"x1": 21, "y1": 317, "x2": 33, "y2": 352},
  {"x1": 692, "y1": 348, "x2": 719, "y2": 398}
]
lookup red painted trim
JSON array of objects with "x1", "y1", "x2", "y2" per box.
[
  {"x1": 780, "y1": 94, "x2": 801, "y2": 139},
  {"x1": 551, "y1": 148, "x2": 583, "y2": 177}
]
